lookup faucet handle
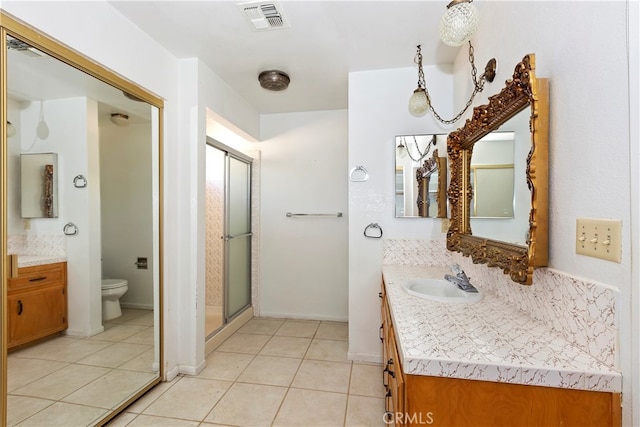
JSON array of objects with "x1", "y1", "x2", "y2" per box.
[{"x1": 451, "y1": 263, "x2": 462, "y2": 274}]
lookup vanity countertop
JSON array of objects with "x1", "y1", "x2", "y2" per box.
[
  {"x1": 382, "y1": 264, "x2": 621, "y2": 393},
  {"x1": 17, "y1": 255, "x2": 67, "y2": 268}
]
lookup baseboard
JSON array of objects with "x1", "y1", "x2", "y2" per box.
[
  {"x1": 121, "y1": 302, "x2": 154, "y2": 310},
  {"x1": 164, "y1": 364, "x2": 181, "y2": 382},
  {"x1": 178, "y1": 359, "x2": 206, "y2": 376},
  {"x1": 258, "y1": 311, "x2": 348, "y2": 323},
  {"x1": 204, "y1": 307, "x2": 253, "y2": 355},
  {"x1": 348, "y1": 351, "x2": 383, "y2": 364},
  {"x1": 65, "y1": 325, "x2": 105, "y2": 338}
]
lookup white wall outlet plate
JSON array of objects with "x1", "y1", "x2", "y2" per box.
[{"x1": 575, "y1": 218, "x2": 622, "y2": 263}]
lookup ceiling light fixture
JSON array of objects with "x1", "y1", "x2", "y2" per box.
[
  {"x1": 258, "y1": 70, "x2": 290, "y2": 91},
  {"x1": 409, "y1": 0, "x2": 496, "y2": 124},
  {"x1": 110, "y1": 113, "x2": 129, "y2": 126}
]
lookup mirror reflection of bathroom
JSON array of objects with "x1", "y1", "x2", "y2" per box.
[
  {"x1": 395, "y1": 134, "x2": 447, "y2": 218},
  {"x1": 6, "y1": 33, "x2": 160, "y2": 425},
  {"x1": 20, "y1": 152, "x2": 58, "y2": 218},
  {"x1": 469, "y1": 131, "x2": 515, "y2": 218},
  {"x1": 467, "y1": 106, "x2": 533, "y2": 246}
]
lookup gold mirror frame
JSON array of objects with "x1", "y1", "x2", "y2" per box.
[
  {"x1": 446, "y1": 54, "x2": 549, "y2": 285},
  {"x1": 1, "y1": 11, "x2": 164, "y2": 425},
  {"x1": 416, "y1": 149, "x2": 447, "y2": 218}
]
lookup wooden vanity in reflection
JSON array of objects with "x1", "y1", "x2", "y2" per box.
[
  {"x1": 7, "y1": 262, "x2": 68, "y2": 350},
  {"x1": 380, "y1": 277, "x2": 621, "y2": 427}
]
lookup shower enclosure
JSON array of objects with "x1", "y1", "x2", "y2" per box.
[{"x1": 205, "y1": 139, "x2": 252, "y2": 337}]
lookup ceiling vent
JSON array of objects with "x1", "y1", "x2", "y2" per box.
[{"x1": 238, "y1": 1, "x2": 289, "y2": 31}]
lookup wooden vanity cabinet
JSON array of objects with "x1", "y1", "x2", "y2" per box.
[
  {"x1": 380, "y1": 280, "x2": 622, "y2": 427},
  {"x1": 7, "y1": 262, "x2": 68, "y2": 349},
  {"x1": 381, "y1": 284, "x2": 405, "y2": 426}
]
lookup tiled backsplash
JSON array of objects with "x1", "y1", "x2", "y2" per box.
[
  {"x1": 8, "y1": 234, "x2": 66, "y2": 257},
  {"x1": 382, "y1": 238, "x2": 617, "y2": 368}
]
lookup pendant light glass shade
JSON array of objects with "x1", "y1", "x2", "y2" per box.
[
  {"x1": 7, "y1": 121, "x2": 17, "y2": 137},
  {"x1": 396, "y1": 140, "x2": 407, "y2": 159},
  {"x1": 36, "y1": 120, "x2": 50, "y2": 140},
  {"x1": 36, "y1": 100, "x2": 50, "y2": 140},
  {"x1": 439, "y1": 1, "x2": 479, "y2": 47},
  {"x1": 408, "y1": 88, "x2": 429, "y2": 117}
]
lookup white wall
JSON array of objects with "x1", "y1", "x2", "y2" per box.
[
  {"x1": 7, "y1": 98, "x2": 22, "y2": 235},
  {"x1": 259, "y1": 110, "x2": 348, "y2": 321},
  {"x1": 452, "y1": 2, "x2": 635, "y2": 424},
  {"x1": 171, "y1": 58, "x2": 261, "y2": 375},
  {"x1": 100, "y1": 122, "x2": 154, "y2": 309},
  {"x1": 348, "y1": 65, "x2": 456, "y2": 361}
]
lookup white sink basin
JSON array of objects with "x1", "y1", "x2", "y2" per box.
[{"x1": 403, "y1": 278, "x2": 483, "y2": 303}]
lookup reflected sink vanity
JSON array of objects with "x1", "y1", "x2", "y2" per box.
[{"x1": 7, "y1": 256, "x2": 68, "y2": 350}]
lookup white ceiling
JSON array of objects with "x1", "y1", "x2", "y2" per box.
[{"x1": 108, "y1": 0, "x2": 462, "y2": 114}]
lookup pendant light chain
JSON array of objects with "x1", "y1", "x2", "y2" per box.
[
  {"x1": 402, "y1": 134, "x2": 437, "y2": 162},
  {"x1": 415, "y1": 42, "x2": 492, "y2": 125}
]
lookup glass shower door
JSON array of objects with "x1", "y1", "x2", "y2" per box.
[{"x1": 224, "y1": 152, "x2": 252, "y2": 321}]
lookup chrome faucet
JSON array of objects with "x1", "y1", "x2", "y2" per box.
[{"x1": 444, "y1": 264, "x2": 478, "y2": 293}]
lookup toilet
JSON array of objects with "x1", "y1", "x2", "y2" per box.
[{"x1": 101, "y1": 279, "x2": 128, "y2": 321}]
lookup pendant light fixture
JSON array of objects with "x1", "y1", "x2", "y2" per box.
[
  {"x1": 409, "y1": 0, "x2": 496, "y2": 124},
  {"x1": 36, "y1": 100, "x2": 50, "y2": 140},
  {"x1": 6, "y1": 121, "x2": 16, "y2": 138},
  {"x1": 396, "y1": 135, "x2": 437, "y2": 162}
]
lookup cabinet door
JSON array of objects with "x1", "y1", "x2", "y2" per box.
[
  {"x1": 8, "y1": 285, "x2": 67, "y2": 348},
  {"x1": 382, "y1": 280, "x2": 406, "y2": 425},
  {"x1": 386, "y1": 325, "x2": 405, "y2": 425}
]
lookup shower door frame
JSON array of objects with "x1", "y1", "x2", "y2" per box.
[{"x1": 205, "y1": 138, "x2": 253, "y2": 337}]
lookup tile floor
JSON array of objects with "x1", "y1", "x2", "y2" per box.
[
  {"x1": 108, "y1": 317, "x2": 386, "y2": 426},
  {"x1": 7, "y1": 309, "x2": 157, "y2": 426}
]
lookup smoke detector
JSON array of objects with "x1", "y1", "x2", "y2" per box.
[{"x1": 238, "y1": 1, "x2": 289, "y2": 31}]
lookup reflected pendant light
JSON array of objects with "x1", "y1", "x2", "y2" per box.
[
  {"x1": 7, "y1": 121, "x2": 17, "y2": 137},
  {"x1": 36, "y1": 100, "x2": 50, "y2": 140}
]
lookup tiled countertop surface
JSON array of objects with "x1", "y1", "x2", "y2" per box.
[
  {"x1": 17, "y1": 255, "x2": 67, "y2": 268},
  {"x1": 382, "y1": 264, "x2": 621, "y2": 393}
]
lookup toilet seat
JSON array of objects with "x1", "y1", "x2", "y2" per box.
[{"x1": 102, "y1": 279, "x2": 127, "y2": 290}]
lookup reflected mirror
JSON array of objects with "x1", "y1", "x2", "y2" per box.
[
  {"x1": 3, "y1": 15, "x2": 162, "y2": 426},
  {"x1": 395, "y1": 134, "x2": 447, "y2": 218},
  {"x1": 446, "y1": 54, "x2": 549, "y2": 285},
  {"x1": 21, "y1": 152, "x2": 58, "y2": 218}
]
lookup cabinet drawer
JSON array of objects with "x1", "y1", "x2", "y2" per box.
[{"x1": 8, "y1": 262, "x2": 66, "y2": 291}]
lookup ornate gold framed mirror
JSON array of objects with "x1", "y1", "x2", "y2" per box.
[
  {"x1": 446, "y1": 54, "x2": 549, "y2": 285},
  {"x1": 1, "y1": 11, "x2": 163, "y2": 426},
  {"x1": 416, "y1": 149, "x2": 447, "y2": 218}
]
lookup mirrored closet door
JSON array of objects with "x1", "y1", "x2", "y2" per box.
[{"x1": 1, "y1": 13, "x2": 163, "y2": 426}]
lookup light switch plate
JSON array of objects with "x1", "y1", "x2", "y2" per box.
[{"x1": 576, "y1": 218, "x2": 622, "y2": 263}]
